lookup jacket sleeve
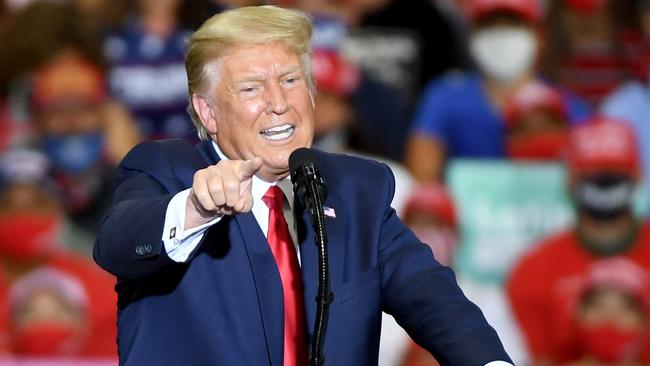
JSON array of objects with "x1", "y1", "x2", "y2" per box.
[
  {"x1": 377, "y1": 165, "x2": 512, "y2": 366},
  {"x1": 93, "y1": 141, "x2": 201, "y2": 279}
]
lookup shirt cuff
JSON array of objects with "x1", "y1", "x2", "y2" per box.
[
  {"x1": 162, "y1": 189, "x2": 222, "y2": 262},
  {"x1": 484, "y1": 361, "x2": 513, "y2": 366}
]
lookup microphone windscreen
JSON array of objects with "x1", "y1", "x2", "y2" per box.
[{"x1": 289, "y1": 147, "x2": 315, "y2": 174}]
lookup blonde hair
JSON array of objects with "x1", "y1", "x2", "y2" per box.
[{"x1": 185, "y1": 5, "x2": 314, "y2": 140}]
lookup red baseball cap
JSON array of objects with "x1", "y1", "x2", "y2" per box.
[
  {"x1": 403, "y1": 183, "x2": 457, "y2": 230},
  {"x1": 311, "y1": 49, "x2": 360, "y2": 97},
  {"x1": 566, "y1": 117, "x2": 641, "y2": 177},
  {"x1": 466, "y1": 0, "x2": 543, "y2": 24},
  {"x1": 504, "y1": 82, "x2": 568, "y2": 129}
]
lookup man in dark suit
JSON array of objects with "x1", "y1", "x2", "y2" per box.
[{"x1": 94, "y1": 5, "x2": 513, "y2": 366}]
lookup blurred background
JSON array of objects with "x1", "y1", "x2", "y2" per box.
[{"x1": 0, "y1": 0, "x2": 649, "y2": 365}]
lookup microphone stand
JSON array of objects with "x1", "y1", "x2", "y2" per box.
[{"x1": 306, "y1": 178, "x2": 332, "y2": 366}]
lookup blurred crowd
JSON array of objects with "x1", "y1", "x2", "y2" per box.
[{"x1": 0, "y1": 0, "x2": 649, "y2": 365}]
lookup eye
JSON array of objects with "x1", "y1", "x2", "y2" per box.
[
  {"x1": 283, "y1": 76, "x2": 300, "y2": 86},
  {"x1": 239, "y1": 86, "x2": 260, "y2": 97}
]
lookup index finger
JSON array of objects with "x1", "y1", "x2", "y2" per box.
[{"x1": 236, "y1": 157, "x2": 263, "y2": 180}]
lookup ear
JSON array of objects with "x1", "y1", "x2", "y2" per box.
[{"x1": 192, "y1": 94, "x2": 218, "y2": 135}]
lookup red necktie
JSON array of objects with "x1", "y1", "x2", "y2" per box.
[{"x1": 262, "y1": 186, "x2": 308, "y2": 366}]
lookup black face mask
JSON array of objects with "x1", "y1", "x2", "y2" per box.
[{"x1": 573, "y1": 174, "x2": 635, "y2": 220}]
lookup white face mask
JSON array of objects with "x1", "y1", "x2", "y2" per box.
[{"x1": 470, "y1": 27, "x2": 537, "y2": 83}]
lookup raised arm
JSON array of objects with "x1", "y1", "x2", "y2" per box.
[
  {"x1": 94, "y1": 140, "x2": 263, "y2": 279},
  {"x1": 93, "y1": 141, "x2": 188, "y2": 279}
]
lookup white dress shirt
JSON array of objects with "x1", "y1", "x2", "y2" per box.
[{"x1": 159, "y1": 141, "x2": 513, "y2": 366}]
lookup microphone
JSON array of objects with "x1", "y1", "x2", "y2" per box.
[
  {"x1": 289, "y1": 147, "x2": 331, "y2": 366},
  {"x1": 289, "y1": 148, "x2": 327, "y2": 214}
]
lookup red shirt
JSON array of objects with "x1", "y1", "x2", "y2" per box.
[{"x1": 506, "y1": 222, "x2": 650, "y2": 364}]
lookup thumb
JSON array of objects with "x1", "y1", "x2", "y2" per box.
[{"x1": 237, "y1": 156, "x2": 263, "y2": 180}]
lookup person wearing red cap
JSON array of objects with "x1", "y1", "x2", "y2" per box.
[
  {"x1": 507, "y1": 117, "x2": 650, "y2": 365},
  {"x1": 405, "y1": 0, "x2": 590, "y2": 182},
  {"x1": 504, "y1": 81, "x2": 570, "y2": 161},
  {"x1": 567, "y1": 259, "x2": 650, "y2": 366}
]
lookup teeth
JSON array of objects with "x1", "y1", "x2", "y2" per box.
[
  {"x1": 264, "y1": 129, "x2": 293, "y2": 140},
  {"x1": 262, "y1": 124, "x2": 293, "y2": 133},
  {"x1": 261, "y1": 124, "x2": 295, "y2": 141}
]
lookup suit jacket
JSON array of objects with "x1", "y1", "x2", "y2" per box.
[{"x1": 94, "y1": 139, "x2": 511, "y2": 366}]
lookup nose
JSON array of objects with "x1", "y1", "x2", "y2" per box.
[{"x1": 265, "y1": 82, "x2": 289, "y2": 115}]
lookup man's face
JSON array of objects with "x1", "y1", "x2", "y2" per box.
[{"x1": 204, "y1": 42, "x2": 315, "y2": 181}]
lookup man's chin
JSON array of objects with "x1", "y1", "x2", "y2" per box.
[{"x1": 256, "y1": 164, "x2": 291, "y2": 183}]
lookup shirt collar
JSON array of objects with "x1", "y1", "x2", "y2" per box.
[{"x1": 211, "y1": 140, "x2": 295, "y2": 210}]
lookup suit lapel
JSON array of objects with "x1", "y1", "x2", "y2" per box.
[{"x1": 297, "y1": 192, "x2": 345, "y2": 344}]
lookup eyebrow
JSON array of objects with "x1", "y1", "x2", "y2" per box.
[
  {"x1": 234, "y1": 65, "x2": 303, "y2": 84},
  {"x1": 279, "y1": 66, "x2": 302, "y2": 77}
]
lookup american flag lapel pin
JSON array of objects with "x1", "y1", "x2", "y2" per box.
[{"x1": 323, "y1": 205, "x2": 336, "y2": 218}]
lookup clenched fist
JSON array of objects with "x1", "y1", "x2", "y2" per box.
[{"x1": 185, "y1": 157, "x2": 263, "y2": 229}]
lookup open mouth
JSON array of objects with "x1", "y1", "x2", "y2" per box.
[{"x1": 260, "y1": 123, "x2": 295, "y2": 141}]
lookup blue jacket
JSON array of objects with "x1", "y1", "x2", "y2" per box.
[{"x1": 94, "y1": 139, "x2": 511, "y2": 366}]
